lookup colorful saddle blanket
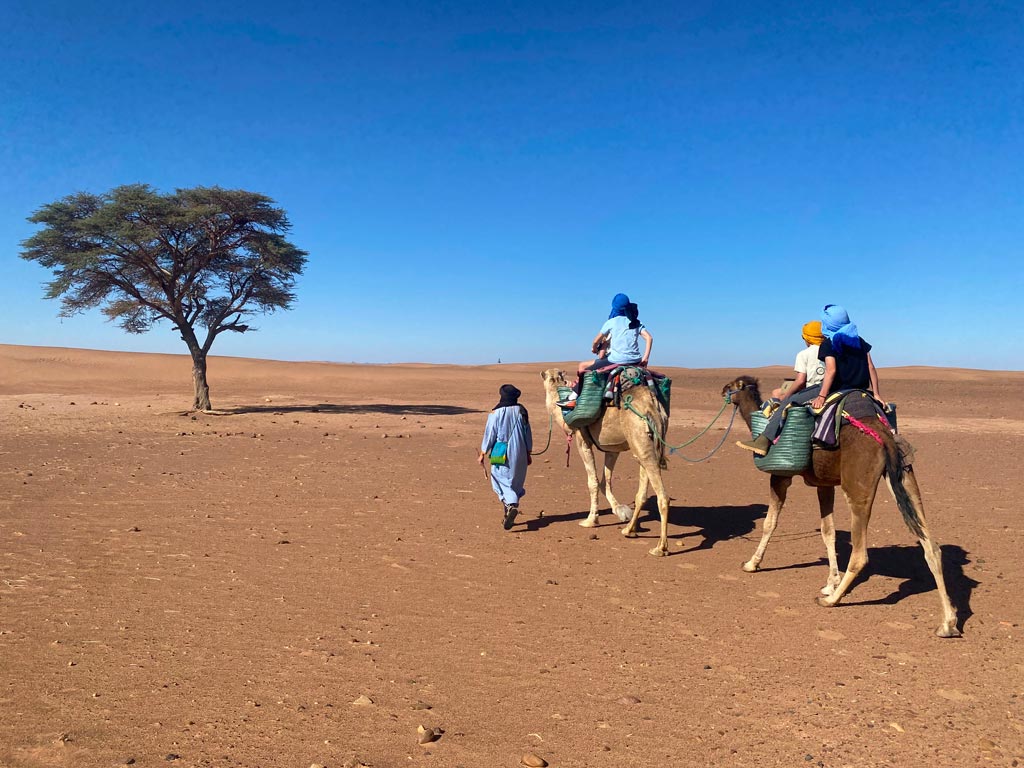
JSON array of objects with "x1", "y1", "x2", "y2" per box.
[
  {"x1": 557, "y1": 365, "x2": 671, "y2": 429},
  {"x1": 811, "y1": 390, "x2": 896, "y2": 449}
]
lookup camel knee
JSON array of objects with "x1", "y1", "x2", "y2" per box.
[{"x1": 847, "y1": 553, "x2": 868, "y2": 574}]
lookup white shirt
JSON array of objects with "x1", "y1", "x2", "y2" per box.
[{"x1": 795, "y1": 345, "x2": 825, "y2": 387}]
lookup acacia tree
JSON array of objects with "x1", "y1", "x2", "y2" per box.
[{"x1": 20, "y1": 184, "x2": 307, "y2": 410}]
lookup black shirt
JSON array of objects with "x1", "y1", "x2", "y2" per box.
[{"x1": 819, "y1": 337, "x2": 873, "y2": 391}]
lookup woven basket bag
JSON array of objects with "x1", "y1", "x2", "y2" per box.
[{"x1": 749, "y1": 405, "x2": 814, "y2": 475}]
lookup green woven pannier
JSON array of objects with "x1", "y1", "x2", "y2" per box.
[
  {"x1": 557, "y1": 371, "x2": 608, "y2": 428},
  {"x1": 749, "y1": 405, "x2": 813, "y2": 475},
  {"x1": 654, "y1": 376, "x2": 671, "y2": 416}
]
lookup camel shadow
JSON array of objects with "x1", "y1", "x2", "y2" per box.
[
  {"x1": 833, "y1": 533, "x2": 977, "y2": 628},
  {"x1": 216, "y1": 403, "x2": 482, "y2": 417},
  {"x1": 666, "y1": 503, "x2": 767, "y2": 553},
  {"x1": 524, "y1": 499, "x2": 766, "y2": 553}
]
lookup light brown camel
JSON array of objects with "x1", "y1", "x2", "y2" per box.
[
  {"x1": 541, "y1": 368, "x2": 671, "y2": 556},
  {"x1": 724, "y1": 375, "x2": 960, "y2": 637}
]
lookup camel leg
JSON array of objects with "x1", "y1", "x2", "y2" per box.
[
  {"x1": 742, "y1": 475, "x2": 792, "y2": 572},
  {"x1": 621, "y1": 465, "x2": 649, "y2": 538},
  {"x1": 576, "y1": 438, "x2": 603, "y2": 528},
  {"x1": 602, "y1": 452, "x2": 632, "y2": 523},
  {"x1": 885, "y1": 470, "x2": 961, "y2": 638},
  {"x1": 818, "y1": 483, "x2": 877, "y2": 608},
  {"x1": 817, "y1": 486, "x2": 841, "y2": 596},
  {"x1": 642, "y1": 460, "x2": 671, "y2": 557}
]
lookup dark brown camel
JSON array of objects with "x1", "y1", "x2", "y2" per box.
[{"x1": 723, "y1": 375, "x2": 960, "y2": 638}]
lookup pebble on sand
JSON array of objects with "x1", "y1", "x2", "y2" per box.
[
  {"x1": 616, "y1": 695, "x2": 641, "y2": 705},
  {"x1": 522, "y1": 753, "x2": 548, "y2": 767},
  {"x1": 417, "y1": 724, "x2": 442, "y2": 744},
  {"x1": 352, "y1": 694, "x2": 374, "y2": 706}
]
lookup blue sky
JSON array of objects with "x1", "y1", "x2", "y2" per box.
[{"x1": 2, "y1": 1, "x2": 1021, "y2": 369}]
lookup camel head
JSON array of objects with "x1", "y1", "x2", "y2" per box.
[
  {"x1": 541, "y1": 368, "x2": 568, "y2": 388},
  {"x1": 722, "y1": 375, "x2": 761, "y2": 426},
  {"x1": 540, "y1": 368, "x2": 570, "y2": 407},
  {"x1": 722, "y1": 375, "x2": 761, "y2": 403}
]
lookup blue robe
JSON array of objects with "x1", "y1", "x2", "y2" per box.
[{"x1": 481, "y1": 405, "x2": 532, "y2": 506}]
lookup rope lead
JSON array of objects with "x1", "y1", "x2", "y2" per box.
[{"x1": 623, "y1": 391, "x2": 739, "y2": 464}]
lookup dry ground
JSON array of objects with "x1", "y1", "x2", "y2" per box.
[{"x1": 1, "y1": 344, "x2": 1022, "y2": 768}]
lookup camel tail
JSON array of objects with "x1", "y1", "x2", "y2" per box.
[{"x1": 883, "y1": 435, "x2": 925, "y2": 540}]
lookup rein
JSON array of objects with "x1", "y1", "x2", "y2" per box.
[
  {"x1": 531, "y1": 410, "x2": 575, "y2": 467},
  {"x1": 529, "y1": 413, "x2": 554, "y2": 456},
  {"x1": 622, "y1": 389, "x2": 741, "y2": 464}
]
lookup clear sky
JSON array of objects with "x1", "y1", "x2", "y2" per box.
[{"x1": 2, "y1": 1, "x2": 1021, "y2": 369}]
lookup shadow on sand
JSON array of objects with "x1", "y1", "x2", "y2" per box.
[
  {"x1": 214, "y1": 403, "x2": 482, "y2": 417},
  {"x1": 732, "y1": 527, "x2": 978, "y2": 631},
  {"x1": 832, "y1": 534, "x2": 978, "y2": 630},
  {"x1": 523, "y1": 504, "x2": 978, "y2": 626},
  {"x1": 523, "y1": 499, "x2": 767, "y2": 557}
]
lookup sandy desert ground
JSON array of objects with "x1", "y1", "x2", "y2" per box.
[{"x1": 1, "y1": 343, "x2": 1022, "y2": 768}]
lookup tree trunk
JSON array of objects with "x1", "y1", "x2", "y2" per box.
[{"x1": 191, "y1": 351, "x2": 212, "y2": 411}]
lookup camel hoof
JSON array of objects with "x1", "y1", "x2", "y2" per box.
[
  {"x1": 741, "y1": 561, "x2": 759, "y2": 573},
  {"x1": 578, "y1": 517, "x2": 598, "y2": 528},
  {"x1": 648, "y1": 546, "x2": 668, "y2": 557},
  {"x1": 816, "y1": 596, "x2": 838, "y2": 608},
  {"x1": 612, "y1": 505, "x2": 632, "y2": 523},
  {"x1": 820, "y1": 584, "x2": 836, "y2": 597},
  {"x1": 936, "y1": 624, "x2": 962, "y2": 639},
  {"x1": 621, "y1": 527, "x2": 638, "y2": 538}
]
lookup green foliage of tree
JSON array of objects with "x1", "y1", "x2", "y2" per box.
[{"x1": 20, "y1": 184, "x2": 308, "y2": 410}]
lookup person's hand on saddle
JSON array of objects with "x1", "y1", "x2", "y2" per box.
[
  {"x1": 639, "y1": 356, "x2": 649, "y2": 367},
  {"x1": 811, "y1": 394, "x2": 827, "y2": 410}
]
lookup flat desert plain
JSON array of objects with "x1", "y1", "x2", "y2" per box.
[{"x1": 1, "y1": 344, "x2": 1022, "y2": 768}]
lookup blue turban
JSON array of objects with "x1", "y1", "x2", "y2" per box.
[
  {"x1": 821, "y1": 304, "x2": 861, "y2": 354},
  {"x1": 609, "y1": 293, "x2": 630, "y2": 319}
]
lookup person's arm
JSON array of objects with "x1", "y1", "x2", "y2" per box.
[
  {"x1": 811, "y1": 357, "x2": 836, "y2": 409},
  {"x1": 772, "y1": 353, "x2": 808, "y2": 399},
  {"x1": 479, "y1": 416, "x2": 496, "y2": 464},
  {"x1": 779, "y1": 372, "x2": 808, "y2": 400},
  {"x1": 525, "y1": 417, "x2": 534, "y2": 464},
  {"x1": 867, "y1": 353, "x2": 882, "y2": 402},
  {"x1": 639, "y1": 329, "x2": 653, "y2": 366},
  {"x1": 774, "y1": 374, "x2": 806, "y2": 403},
  {"x1": 591, "y1": 332, "x2": 609, "y2": 356}
]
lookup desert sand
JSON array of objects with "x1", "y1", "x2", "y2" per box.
[{"x1": 1, "y1": 343, "x2": 1022, "y2": 767}]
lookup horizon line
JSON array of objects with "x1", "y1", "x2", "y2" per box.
[{"x1": 2, "y1": 342, "x2": 1021, "y2": 374}]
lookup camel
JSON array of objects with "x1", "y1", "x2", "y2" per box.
[
  {"x1": 723, "y1": 375, "x2": 960, "y2": 637},
  {"x1": 541, "y1": 368, "x2": 671, "y2": 556}
]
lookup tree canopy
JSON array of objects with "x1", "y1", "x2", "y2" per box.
[{"x1": 21, "y1": 184, "x2": 308, "y2": 409}]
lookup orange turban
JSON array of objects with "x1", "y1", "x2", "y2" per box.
[{"x1": 802, "y1": 320, "x2": 824, "y2": 345}]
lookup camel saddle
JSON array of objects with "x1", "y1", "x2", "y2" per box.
[
  {"x1": 557, "y1": 365, "x2": 671, "y2": 429},
  {"x1": 750, "y1": 390, "x2": 898, "y2": 476}
]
